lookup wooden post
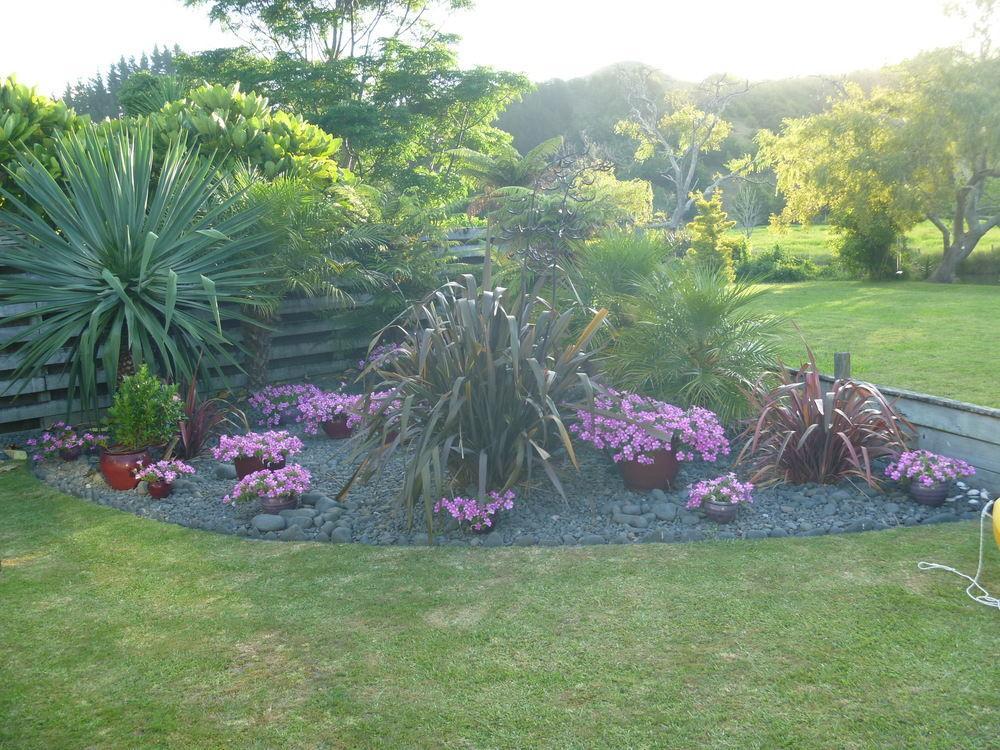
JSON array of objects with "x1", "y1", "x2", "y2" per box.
[{"x1": 834, "y1": 352, "x2": 852, "y2": 381}]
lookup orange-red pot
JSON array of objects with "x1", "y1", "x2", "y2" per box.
[
  {"x1": 100, "y1": 448, "x2": 152, "y2": 491},
  {"x1": 619, "y1": 449, "x2": 680, "y2": 492}
]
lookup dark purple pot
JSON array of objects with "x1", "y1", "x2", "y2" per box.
[
  {"x1": 260, "y1": 494, "x2": 298, "y2": 514},
  {"x1": 322, "y1": 416, "x2": 353, "y2": 439},
  {"x1": 619, "y1": 449, "x2": 680, "y2": 491},
  {"x1": 909, "y1": 481, "x2": 949, "y2": 506},
  {"x1": 148, "y1": 481, "x2": 173, "y2": 499},
  {"x1": 59, "y1": 446, "x2": 82, "y2": 461},
  {"x1": 704, "y1": 499, "x2": 738, "y2": 524},
  {"x1": 234, "y1": 455, "x2": 286, "y2": 479}
]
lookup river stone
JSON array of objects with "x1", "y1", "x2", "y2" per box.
[
  {"x1": 612, "y1": 512, "x2": 648, "y2": 529},
  {"x1": 580, "y1": 533, "x2": 606, "y2": 545},
  {"x1": 514, "y1": 535, "x2": 538, "y2": 546},
  {"x1": 314, "y1": 496, "x2": 340, "y2": 513},
  {"x1": 621, "y1": 503, "x2": 642, "y2": 515},
  {"x1": 330, "y1": 526, "x2": 352, "y2": 543},
  {"x1": 483, "y1": 533, "x2": 504, "y2": 547},
  {"x1": 214, "y1": 464, "x2": 237, "y2": 480},
  {"x1": 279, "y1": 525, "x2": 307, "y2": 541},
  {"x1": 252, "y1": 514, "x2": 286, "y2": 532},
  {"x1": 652, "y1": 502, "x2": 678, "y2": 521}
]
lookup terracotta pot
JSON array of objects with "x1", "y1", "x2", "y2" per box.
[
  {"x1": 234, "y1": 455, "x2": 286, "y2": 479},
  {"x1": 322, "y1": 416, "x2": 353, "y2": 439},
  {"x1": 909, "y1": 481, "x2": 949, "y2": 506},
  {"x1": 59, "y1": 446, "x2": 81, "y2": 461},
  {"x1": 260, "y1": 494, "x2": 298, "y2": 514},
  {"x1": 619, "y1": 449, "x2": 680, "y2": 491},
  {"x1": 704, "y1": 499, "x2": 738, "y2": 524},
  {"x1": 100, "y1": 448, "x2": 152, "y2": 491},
  {"x1": 148, "y1": 481, "x2": 173, "y2": 500}
]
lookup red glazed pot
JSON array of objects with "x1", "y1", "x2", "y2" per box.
[
  {"x1": 909, "y1": 481, "x2": 949, "y2": 506},
  {"x1": 100, "y1": 448, "x2": 152, "y2": 491},
  {"x1": 619, "y1": 449, "x2": 680, "y2": 492},
  {"x1": 261, "y1": 494, "x2": 298, "y2": 514},
  {"x1": 148, "y1": 481, "x2": 173, "y2": 500},
  {"x1": 234, "y1": 455, "x2": 286, "y2": 479},
  {"x1": 322, "y1": 416, "x2": 353, "y2": 439}
]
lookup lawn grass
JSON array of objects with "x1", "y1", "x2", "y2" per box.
[
  {"x1": 734, "y1": 221, "x2": 1000, "y2": 260},
  {"x1": 1, "y1": 467, "x2": 998, "y2": 749},
  {"x1": 756, "y1": 281, "x2": 1000, "y2": 407}
]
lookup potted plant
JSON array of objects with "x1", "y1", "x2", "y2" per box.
[
  {"x1": 222, "y1": 463, "x2": 312, "y2": 514},
  {"x1": 101, "y1": 366, "x2": 185, "y2": 490},
  {"x1": 572, "y1": 389, "x2": 729, "y2": 491},
  {"x1": 27, "y1": 422, "x2": 106, "y2": 462},
  {"x1": 433, "y1": 490, "x2": 516, "y2": 534},
  {"x1": 296, "y1": 390, "x2": 362, "y2": 438},
  {"x1": 134, "y1": 459, "x2": 196, "y2": 499},
  {"x1": 885, "y1": 450, "x2": 976, "y2": 506},
  {"x1": 212, "y1": 430, "x2": 304, "y2": 479},
  {"x1": 249, "y1": 383, "x2": 323, "y2": 427},
  {"x1": 686, "y1": 473, "x2": 754, "y2": 523}
]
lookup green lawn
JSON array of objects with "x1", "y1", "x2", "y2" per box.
[
  {"x1": 735, "y1": 220, "x2": 1000, "y2": 260},
  {"x1": 1, "y1": 468, "x2": 997, "y2": 749},
  {"x1": 757, "y1": 281, "x2": 1000, "y2": 407}
]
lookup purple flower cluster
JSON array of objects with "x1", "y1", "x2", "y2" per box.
[
  {"x1": 885, "y1": 450, "x2": 975, "y2": 487},
  {"x1": 27, "y1": 421, "x2": 107, "y2": 461},
  {"x1": 295, "y1": 390, "x2": 363, "y2": 434},
  {"x1": 357, "y1": 343, "x2": 404, "y2": 371},
  {"x1": 686, "y1": 473, "x2": 754, "y2": 509},
  {"x1": 249, "y1": 384, "x2": 323, "y2": 427},
  {"x1": 433, "y1": 490, "x2": 516, "y2": 532},
  {"x1": 572, "y1": 389, "x2": 729, "y2": 465},
  {"x1": 223, "y1": 464, "x2": 312, "y2": 505},
  {"x1": 212, "y1": 430, "x2": 304, "y2": 464},
  {"x1": 134, "y1": 459, "x2": 196, "y2": 485}
]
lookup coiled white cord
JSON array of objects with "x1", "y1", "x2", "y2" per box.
[{"x1": 918, "y1": 499, "x2": 1000, "y2": 611}]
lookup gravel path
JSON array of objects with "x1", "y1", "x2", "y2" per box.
[{"x1": 26, "y1": 429, "x2": 989, "y2": 547}]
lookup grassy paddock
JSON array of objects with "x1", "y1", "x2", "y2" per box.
[
  {"x1": 1, "y1": 468, "x2": 998, "y2": 749},
  {"x1": 757, "y1": 281, "x2": 1000, "y2": 407},
  {"x1": 734, "y1": 221, "x2": 1000, "y2": 260}
]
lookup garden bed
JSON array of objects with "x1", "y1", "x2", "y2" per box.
[{"x1": 31, "y1": 431, "x2": 988, "y2": 547}]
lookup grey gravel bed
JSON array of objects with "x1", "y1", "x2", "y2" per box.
[{"x1": 24, "y1": 427, "x2": 989, "y2": 547}]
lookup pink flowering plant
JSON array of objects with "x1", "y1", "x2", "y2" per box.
[
  {"x1": 223, "y1": 464, "x2": 312, "y2": 505},
  {"x1": 884, "y1": 450, "x2": 975, "y2": 488},
  {"x1": 434, "y1": 490, "x2": 516, "y2": 532},
  {"x1": 571, "y1": 389, "x2": 729, "y2": 465},
  {"x1": 212, "y1": 430, "x2": 304, "y2": 464},
  {"x1": 686, "y1": 473, "x2": 754, "y2": 509},
  {"x1": 27, "y1": 421, "x2": 107, "y2": 461},
  {"x1": 296, "y1": 390, "x2": 363, "y2": 434},
  {"x1": 134, "y1": 459, "x2": 195, "y2": 485},
  {"x1": 249, "y1": 384, "x2": 323, "y2": 427}
]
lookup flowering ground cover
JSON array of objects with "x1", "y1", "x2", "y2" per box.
[
  {"x1": 0, "y1": 467, "x2": 996, "y2": 749},
  {"x1": 756, "y1": 281, "x2": 1000, "y2": 407}
]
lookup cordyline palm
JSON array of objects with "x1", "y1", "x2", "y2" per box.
[
  {"x1": 448, "y1": 136, "x2": 563, "y2": 285},
  {"x1": 0, "y1": 125, "x2": 272, "y2": 414}
]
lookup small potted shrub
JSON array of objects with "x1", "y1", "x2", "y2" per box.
[
  {"x1": 212, "y1": 430, "x2": 304, "y2": 479},
  {"x1": 572, "y1": 389, "x2": 729, "y2": 491},
  {"x1": 296, "y1": 390, "x2": 362, "y2": 438},
  {"x1": 134, "y1": 459, "x2": 196, "y2": 499},
  {"x1": 222, "y1": 463, "x2": 312, "y2": 513},
  {"x1": 885, "y1": 450, "x2": 976, "y2": 506},
  {"x1": 101, "y1": 366, "x2": 185, "y2": 490},
  {"x1": 27, "y1": 422, "x2": 106, "y2": 462},
  {"x1": 686, "y1": 473, "x2": 754, "y2": 523},
  {"x1": 434, "y1": 490, "x2": 516, "y2": 534},
  {"x1": 249, "y1": 383, "x2": 322, "y2": 427}
]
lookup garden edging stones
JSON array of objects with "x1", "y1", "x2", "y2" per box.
[{"x1": 30, "y1": 431, "x2": 986, "y2": 548}]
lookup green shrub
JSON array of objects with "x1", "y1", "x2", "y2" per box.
[
  {"x1": 686, "y1": 191, "x2": 736, "y2": 282},
  {"x1": 604, "y1": 265, "x2": 782, "y2": 422},
  {"x1": 108, "y1": 365, "x2": 185, "y2": 451},
  {"x1": 0, "y1": 125, "x2": 272, "y2": 412},
  {"x1": 833, "y1": 216, "x2": 906, "y2": 280},
  {"x1": 737, "y1": 245, "x2": 820, "y2": 282},
  {"x1": 350, "y1": 276, "x2": 605, "y2": 531}
]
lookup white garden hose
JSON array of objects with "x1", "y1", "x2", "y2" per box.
[{"x1": 918, "y1": 499, "x2": 1000, "y2": 611}]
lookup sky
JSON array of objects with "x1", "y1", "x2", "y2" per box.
[{"x1": 0, "y1": 0, "x2": 980, "y2": 96}]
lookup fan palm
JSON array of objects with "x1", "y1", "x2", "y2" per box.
[{"x1": 0, "y1": 125, "x2": 272, "y2": 413}]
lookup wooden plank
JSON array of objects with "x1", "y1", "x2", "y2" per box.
[{"x1": 894, "y1": 396, "x2": 1000, "y2": 445}]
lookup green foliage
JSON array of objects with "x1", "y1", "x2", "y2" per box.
[
  {"x1": 736, "y1": 245, "x2": 820, "y2": 282},
  {"x1": 351, "y1": 276, "x2": 606, "y2": 531},
  {"x1": 118, "y1": 72, "x2": 187, "y2": 117},
  {"x1": 604, "y1": 266, "x2": 782, "y2": 422},
  {"x1": 0, "y1": 76, "x2": 84, "y2": 206},
  {"x1": 833, "y1": 216, "x2": 906, "y2": 280},
  {"x1": 0, "y1": 125, "x2": 272, "y2": 412},
  {"x1": 107, "y1": 365, "x2": 185, "y2": 450},
  {"x1": 151, "y1": 82, "x2": 345, "y2": 183},
  {"x1": 686, "y1": 191, "x2": 737, "y2": 282}
]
